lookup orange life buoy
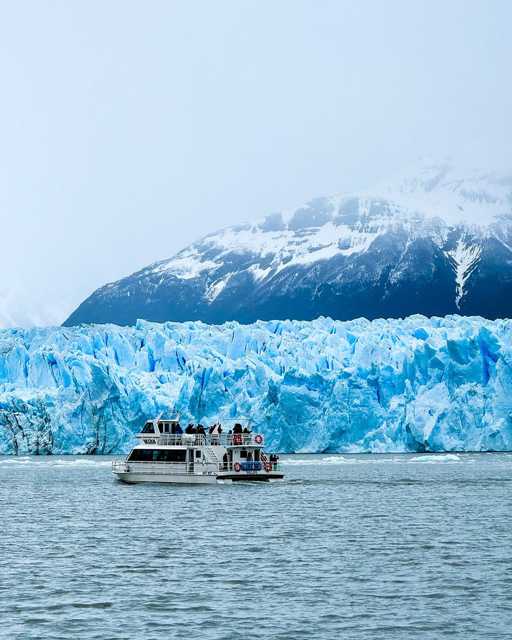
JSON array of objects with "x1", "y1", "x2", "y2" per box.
[
  {"x1": 234, "y1": 462, "x2": 241, "y2": 472},
  {"x1": 265, "y1": 462, "x2": 272, "y2": 472},
  {"x1": 254, "y1": 434, "x2": 263, "y2": 444}
]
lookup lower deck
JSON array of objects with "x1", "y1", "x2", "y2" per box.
[{"x1": 112, "y1": 458, "x2": 283, "y2": 483}]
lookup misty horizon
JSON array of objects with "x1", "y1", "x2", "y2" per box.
[{"x1": 1, "y1": 0, "x2": 511, "y2": 327}]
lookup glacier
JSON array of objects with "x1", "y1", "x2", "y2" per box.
[{"x1": 0, "y1": 315, "x2": 512, "y2": 455}]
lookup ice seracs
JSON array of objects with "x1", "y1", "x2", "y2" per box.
[
  {"x1": 2, "y1": 316, "x2": 512, "y2": 455},
  {"x1": 112, "y1": 417, "x2": 283, "y2": 484}
]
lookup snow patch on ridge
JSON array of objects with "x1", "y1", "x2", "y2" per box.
[
  {"x1": 247, "y1": 264, "x2": 272, "y2": 282},
  {"x1": 153, "y1": 253, "x2": 221, "y2": 280},
  {"x1": 205, "y1": 274, "x2": 233, "y2": 301},
  {"x1": 446, "y1": 240, "x2": 482, "y2": 308}
]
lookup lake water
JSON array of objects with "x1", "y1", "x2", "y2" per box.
[{"x1": 1, "y1": 452, "x2": 511, "y2": 639}]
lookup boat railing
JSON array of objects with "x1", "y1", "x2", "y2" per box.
[
  {"x1": 112, "y1": 460, "x2": 219, "y2": 475},
  {"x1": 112, "y1": 459, "x2": 282, "y2": 474},
  {"x1": 138, "y1": 433, "x2": 265, "y2": 447}
]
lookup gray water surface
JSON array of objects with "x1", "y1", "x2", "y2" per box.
[{"x1": 1, "y1": 453, "x2": 511, "y2": 640}]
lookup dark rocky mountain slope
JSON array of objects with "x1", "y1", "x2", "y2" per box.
[{"x1": 65, "y1": 163, "x2": 512, "y2": 326}]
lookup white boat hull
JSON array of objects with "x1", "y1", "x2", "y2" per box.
[
  {"x1": 113, "y1": 469, "x2": 284, "y2": 484},
  {"x1": 114, "y1": 471, "x2": 219, "y2": 484}
]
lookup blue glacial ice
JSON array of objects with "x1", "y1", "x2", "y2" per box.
[{"x1": 0, "y1": 315, "x2": 512, "y2": 454}]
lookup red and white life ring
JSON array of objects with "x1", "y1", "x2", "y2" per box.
[
  {"x1": 234, "y1": 462, "x2": 241, "y2": 472},
  {"x1": 265, "y1": 462, "x2": 272, "y2": 472},
  {"x1": 254, "y1": 434, "x2": 263, "y2": 444},
  {"x1": 233, "y1": 434, "x2": 242, "y2": 445}
]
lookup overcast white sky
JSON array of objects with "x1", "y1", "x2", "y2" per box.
[{"x1": 0, "y1": 0, "x2": 511, "y2": 326}]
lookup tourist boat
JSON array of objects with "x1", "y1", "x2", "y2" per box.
[{"x1": 112, "y1": 417, "x2": 284, "y2": 484}]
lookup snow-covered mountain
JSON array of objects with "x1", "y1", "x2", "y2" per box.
[{"x1": 64, "y1": 163, "x2": 512, "y2": 326}]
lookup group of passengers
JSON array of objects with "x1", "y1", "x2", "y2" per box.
[
  {"x1": 161, "y1": 421, "x2": 253, "y2": 439},
  {"x1": 182, "y1": 423, "x2": 222, "y2": 435},
  {"x1": 231, "y1": 423, "x2": 252, "y2": 434},
  {"x1": 184, "y1": 423, "x2": 204, "y2": 435},
  {"x1": 176, "y1": 422, "x2": 252, "y2": 435}
]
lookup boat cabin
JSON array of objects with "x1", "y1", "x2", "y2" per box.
[{"x1": 112, "y1": 417, "x2": 282, "y2": 483}]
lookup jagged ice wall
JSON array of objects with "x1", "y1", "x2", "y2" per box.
[{"x1": 0, "y1": 316, "x2": 511, "y2": 454}]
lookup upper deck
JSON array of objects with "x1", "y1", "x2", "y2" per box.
[
  {"x1": 138, "y1": 433, "x2": 264, "y2": 447},
  {"x1": 137, "y1": 419, "x2": 264, "y2": 448}
]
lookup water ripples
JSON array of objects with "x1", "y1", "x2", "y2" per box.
[{"x1": 1, "y1": 453, "x2": 511, "y2": 639}]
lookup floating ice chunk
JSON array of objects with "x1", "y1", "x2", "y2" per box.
[{"x1": 409, "y1": 454, "x2": 462, "y2": 463}]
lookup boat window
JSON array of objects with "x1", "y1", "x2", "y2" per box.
[
  {"x1": 128, "y1": 449, "x2": 186, "y2": 462},
  {"x1": 195, "y1": 450, "x2": 201, "y2": 459},
  {"x1": 128, "y1": 448, "x2": 152, "y2": 461},
  {"x1": 240, "y1": 450, "x2": 247, "y2": 458},
  {"x1": 142, "y1": 422, "x2": 155, "y2": 434},
  {"x1": 159, "y1": 450, "x2": 186, "y2": 462}
]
